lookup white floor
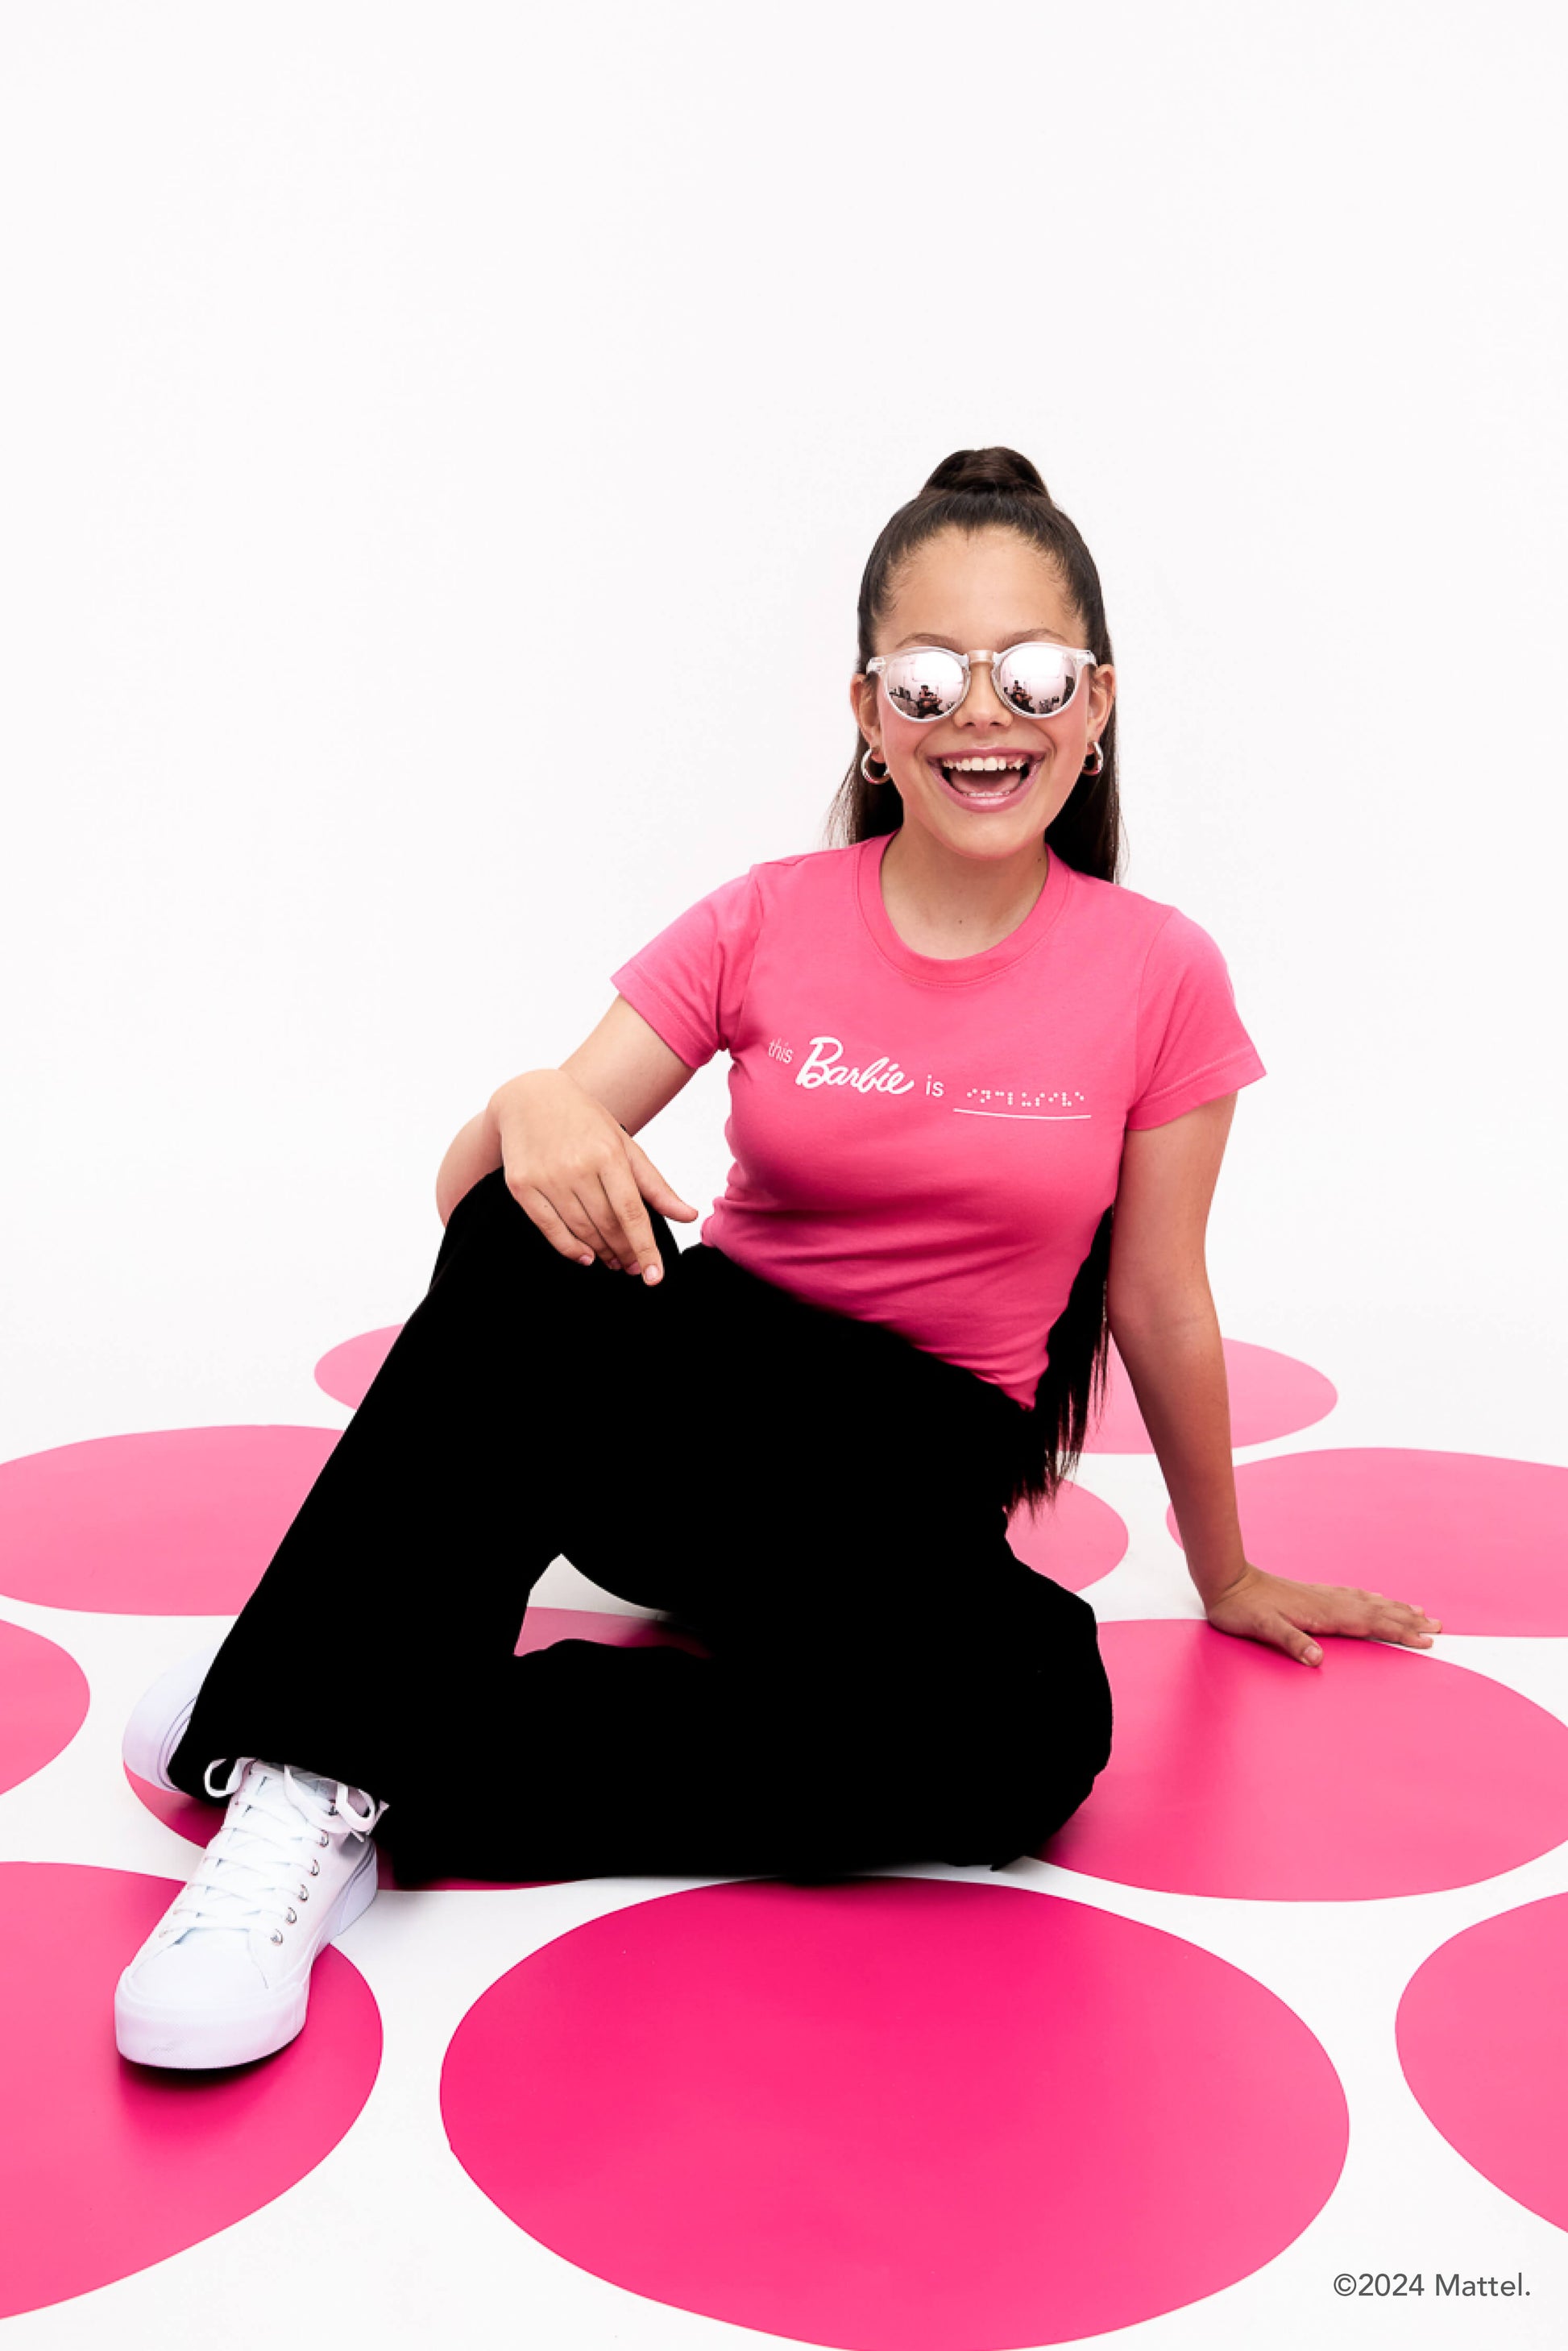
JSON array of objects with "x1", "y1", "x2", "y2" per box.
[{"x1": 2, "y1": 1263, "x2": 1565, "y2": 2350}]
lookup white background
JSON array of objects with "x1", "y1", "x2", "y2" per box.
[{"x1": 1, "y1": 6, "x2": 1566, "y2": 2347}]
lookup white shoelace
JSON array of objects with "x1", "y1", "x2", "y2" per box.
[{"x1": 161, "y1": 1758, "x2": 389, "y2": 1939}]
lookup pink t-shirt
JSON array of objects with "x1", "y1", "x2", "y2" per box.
[{"x1": 610, "y1": 831, "x2": 1266, "y2": 1408}]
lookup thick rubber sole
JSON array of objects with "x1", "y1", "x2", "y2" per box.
[{"x1": 114, "y1": 1837, "x2": 380, "y2": 2071}]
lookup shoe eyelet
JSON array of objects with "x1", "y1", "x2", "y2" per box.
[
  {"x1": 317, "y1": 1831, "x2": 329, "y2": 1847},
  {"x1": 285, "y1": 1906, "x2": 297, "y2": 1924},
  {"x1": 309, "y1": 1858, "x2": 321, "y2": 1876},
  {"x1": 270, "y1": 1930, "x2": 284, "y2": 1944},
  {"x1": 298, "y1": 1885, "x2": 309, "y2": 1901}
]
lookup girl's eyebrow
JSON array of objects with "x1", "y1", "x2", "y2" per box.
[{"x1": 890, "y1": 625, "x2": 1069, "y2": 651}]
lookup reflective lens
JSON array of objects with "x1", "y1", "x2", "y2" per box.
[
  {"x1": 994, "y1": 643, "x2": 1081, "y2": 717},
  {"x1": 877, "y1": 643, "x2": 1088, "y2": 722},
  {"x1": 879, "y1": 647, "x2": 969, "y2": 720}
]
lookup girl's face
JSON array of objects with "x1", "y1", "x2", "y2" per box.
[{"x1": 852, "y1": 526, "x2": 1116, "y2": 858}]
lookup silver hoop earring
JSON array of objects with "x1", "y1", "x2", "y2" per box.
[
  {"x1": 1081, "y1": 740, "x2": 1104, "y2": 777},
  {"x1": 861, "y1": 746, "x2": 894, "y2": 787}
]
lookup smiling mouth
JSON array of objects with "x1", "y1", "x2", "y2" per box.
[{"x1": 930, "y1": 754, "x2": 1037, "y2": 798}]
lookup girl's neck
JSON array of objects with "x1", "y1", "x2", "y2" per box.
[{"x1": 877, "y1": 823, "x2": 1051, "y2": 961}]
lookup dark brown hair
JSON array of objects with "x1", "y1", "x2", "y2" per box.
[{"x1": 822, "y1": 446, "x2": 1126, "y2": 1524}]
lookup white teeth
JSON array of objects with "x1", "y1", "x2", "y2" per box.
[{"x1": 944, "y1": 756, "x2": 1026, "y2": 772}]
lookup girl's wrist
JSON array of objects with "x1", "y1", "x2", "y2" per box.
[{"x1": 1189, "y1": 1553, "x2": 1255, "y2": 1611}]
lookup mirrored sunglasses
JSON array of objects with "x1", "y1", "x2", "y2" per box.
[{"x1": 867, "y1": 642, "x2": 1098, "y2": 724}]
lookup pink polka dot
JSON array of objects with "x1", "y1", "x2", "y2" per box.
[
  {"x1": 1006, "y1": 1479, "x2": 1128, "y2": 1594},
  {"x1": 442, "y1": 1877, "x2": 1347, "y2": 2347},
  {"x1": 1397, "y1": 1893, "x2": 1568, "y2": 2234},
  {"x1": 0, "y1": 1427, "x2": 345, "y2": 1615},
  {"x1": 126, "y1": 1608, "x2": 710, "y2": 1891},
  {"x1": 0, "y1": 1620, "x2": 89, "y2": 1795},
  {"x1": 1087, "y1": 1337, "x2": 1336, "y2": 1453},
  {"x1": 0, "y1": 1862, "x2": 380, "y2": 2318},
  {"x1": 1173, "y1": 1448, "x2": 1568, "y2": 1635},
  {"x1": 313, "y1": 1327, "x2": 398, "y2": 1410},
  {"x1": 1045, "y1": 1619, "x2": 1568, "y2": 1899}
]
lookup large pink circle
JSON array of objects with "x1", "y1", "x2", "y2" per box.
[
  {"x1": 1397, "y1": 1893, "x2": 1568, "y2": 2234},
  {"x1": 442, "y1": 1877, "x2": 1347, "y2": 2348},
  {"x1": 1087, "y1": 1337, "x2": 1336, "y2": 1453},
  {"x1": 1044, "y1": 1619, "x2": 1568, "y2": 1899},
  {"x1": 0, "y1": 1862, "x2": 380, "y2": 2318},
  {"x1": 126, "y1": 1607, "x2": 711, "y2": 1891},
  {"x1": 1171, "y1": 1447, "x2": 1568, "y2": 1635},
  {"x1": 0, "y1": 1427, "x2": 342, "y2": 1614},
  {"x1": 1006, "y1": 1479, "x2": 1127, "y2": 1594},
  {"x1": 0, "y1": 1620, "x2": 89, "y2": 1794},
  {"x1": 314, "y1": 1327, "x2": 398, "y2": 1410}
]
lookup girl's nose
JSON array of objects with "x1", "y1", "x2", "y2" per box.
[{"x1": 962, "y1": 657, "x2": 1012, "y2": 726}]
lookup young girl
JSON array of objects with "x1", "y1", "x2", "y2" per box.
[{"x1": 113, "y1": 446, "x2": 1441, "y2": 2071}]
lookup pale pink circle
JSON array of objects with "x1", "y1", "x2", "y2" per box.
[
  {"x1": 0, "y1": 1427, "x2": 342, "y2": 1615},
  {"x1": 0, "y1": 1621, "x2": 90, "y2": 1795},
  {"x1": 0, "y1": 1862, "x2": 380, "y2": 2319},
  {"x1": 442, "y1": 1876, "x2": 1347, "y2": 2347},
  {"x1": 1006, "y1": 1480, "x2": 1128, "y2": 1594},
  {"x1": 1397, "y1": 1893, "x2": 1568, "y2": 2234},
  {"x1": 1087, "y1": 1337, "x2": 1336, "y2": 1453},
  {"x1": 1044, "y1": 1619, "x2": 1568, "y2": 1899},
  {"x1": 314, "y1": 1327, "x2": 398, "y2": 1410},
  {"x1": 126, "y1": 1607, "x2": 711, "y2": 1891},
  {"x1": 1170, "y1": 1447, "x2": 1568, "y2": 1635}
]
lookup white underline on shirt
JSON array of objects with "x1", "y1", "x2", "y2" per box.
[{"x1": 951, "y1": 1109, "x2": 1093, "y2": 1121}]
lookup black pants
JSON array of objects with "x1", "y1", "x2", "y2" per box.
[{"x1": 169, "y1": 1167, "x2": 1114, "y2": 1882}]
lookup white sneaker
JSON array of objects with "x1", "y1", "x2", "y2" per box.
[
  {"x1": 122, "y1": 1642, "x2": 226, "y2": 1792},
  {"x1": 115, "y1": 1755, "x2": 388, "y2": 2069}
]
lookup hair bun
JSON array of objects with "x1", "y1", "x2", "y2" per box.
[{"x1": 923, "y1": 446, "x2": 1051, "y2": 500}]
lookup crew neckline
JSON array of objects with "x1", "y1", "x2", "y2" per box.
[{"x1": 856, "y1": 827, "x2": 1072, "y2": 984}]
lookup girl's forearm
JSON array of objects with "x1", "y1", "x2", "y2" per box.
[{"x1": 1107, "y1": 1297, "x2": 1248, "y2": 1606}]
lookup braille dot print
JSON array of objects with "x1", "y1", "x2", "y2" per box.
[
  {"x1": 0, "y1": 1620, "x2": 89, "y2": 1797},
  {"x1": 963, "y1": 1085, "x2": 1089, "y2": 1115},
  {"x1": 1397, "y1": 1892, "x2": 1568, "y2": 2235},
  {"x1": 0, "y1": 1427, "x2": 342, "y2": 1615},
  {"x1": 441, "y1": 1877, "x2": 1348, "y2": 2349},
  {"x1": 0, "y1": 1862, "x2": 380, "y2": 2319},
  {"x1": 1085, "y1": 1337, "x2": 1337, "y2": 1453},
  {"x1": 1043, "y1": 1619, "x2": 1568, "y2": 1898},
  {"x1": 1175, "y1": 1447, "x2": 1568, "y2": 1635}
]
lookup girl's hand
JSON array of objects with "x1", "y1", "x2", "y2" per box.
[
  {"x1": 490, "y1": 1069, "x2": 698, "y2": 1283},
  {"x1": 1203, "y1": 1563, "x2": 1443, "y2": 1667}
]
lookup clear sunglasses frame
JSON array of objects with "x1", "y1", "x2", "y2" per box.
[{"x1": 867, "y1": 643, "x2": 1100, "y2": 724}]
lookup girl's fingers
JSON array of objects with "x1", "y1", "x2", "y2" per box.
[
  {"x1": 567, "y1": 1187, "x2": 628, "y2": 1269},
  {"x1": 1346, "y1": 1594, "x2": 1443, "y2": 1648},
  {"x1": 1382, "y1": 1602, "x2": 1443, "y2": 1640},
  {"x1": 1271, "y1": 1616, "x2": 1323, "y2": 1665}
]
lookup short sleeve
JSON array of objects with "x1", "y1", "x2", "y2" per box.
[
  {"x1": 608, "y1": 865, "x2": 764, "y2": 1071},
  {"x1": 1126, "y1": 908, "x2": 1267, "y2": 1130}
]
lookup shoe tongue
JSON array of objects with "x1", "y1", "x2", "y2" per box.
[
  {"x1": 290, "y1": 1764, "x2": 380, "y2": 1824},
  {"x1": 180, "y1": 1764, "x2": 313, "y2": 1940},
  {"x1": 288, "y1": 1765, "x2": 342, "y2": 1806}
]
